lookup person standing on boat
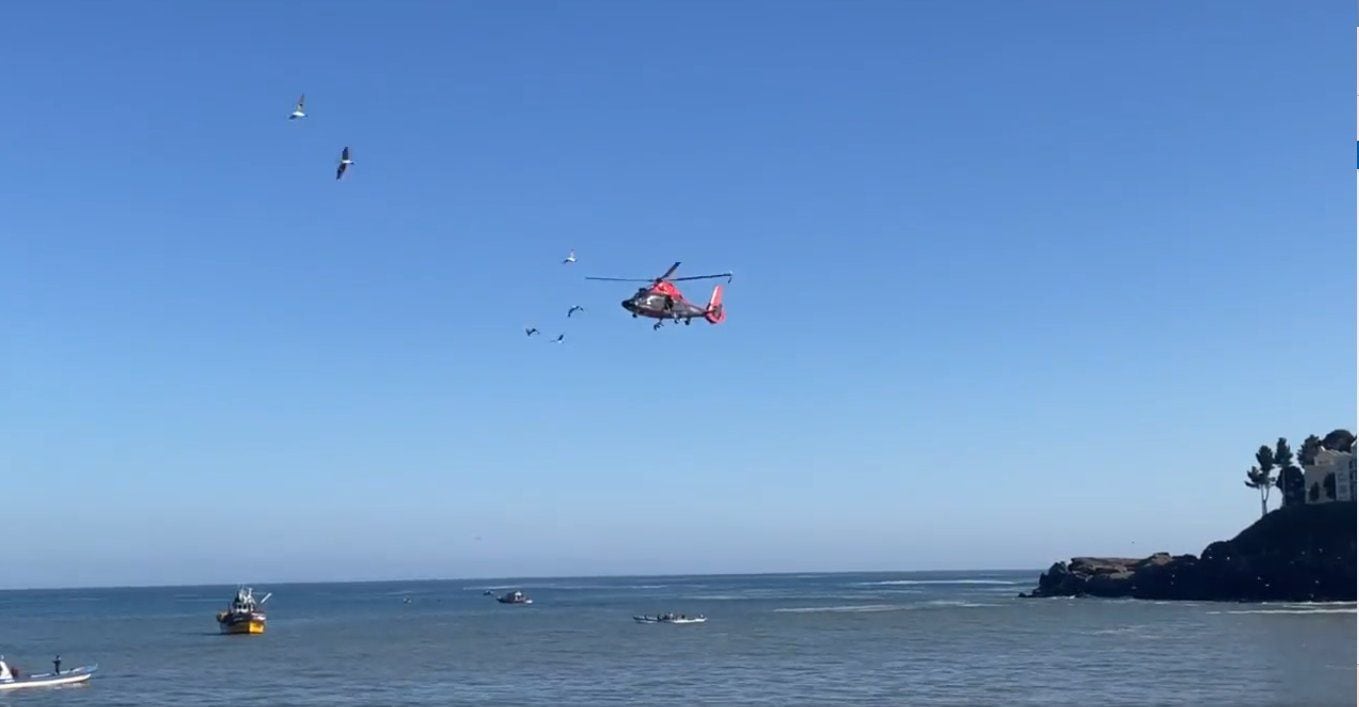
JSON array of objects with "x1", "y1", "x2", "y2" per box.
[{"x1": 53, "y1": 655, "x2": 61, "y2": 675}]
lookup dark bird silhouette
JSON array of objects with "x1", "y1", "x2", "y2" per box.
[
  {"x1": 567, "y1": 306, "x2": 584, "y2": 318},
  {"x1": 336, "y1": 146, "x2": 353, "y2": 180},
  {"x1": 525, "y1": 327, "x2": 539, "y2": 337}
]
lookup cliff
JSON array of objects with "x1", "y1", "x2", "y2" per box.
[{"x1": 1022, "y1": 501, "x2": 1356, "y2": 602}]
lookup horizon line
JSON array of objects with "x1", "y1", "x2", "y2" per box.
[{"x1": 0, "y1": 566, "x2": 1043, "y2": 593}]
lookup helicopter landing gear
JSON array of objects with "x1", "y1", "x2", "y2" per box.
[
  {"x1": 631, "y1": 313, "x2": 638, "y2": 318},
  {"x1": 653, "y1": 321, "x2": 664, "y2": 331},
  {"x1": 684, "y1": 318, "x2": 691, "y2": 326}
]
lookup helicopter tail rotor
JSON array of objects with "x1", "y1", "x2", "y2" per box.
[{"x1": 704, "y1": 284, "x2": 725, "y2": 324}]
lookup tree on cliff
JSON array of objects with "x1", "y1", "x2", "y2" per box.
[
  {"x1": 1299, "y1": 435, "x2": 1323, "y2": 466},
  {"x1": 1270, "y1": 438, "x2": 1303, "y2": 507},
  {"x1": 1273, "y1": 438, "x2": 1294, "y2": 469},
  {"x1": 1276, "y1": 465, "x2": 1306, "y2": 507},
  {"x1": 1245, "y1": 446, "x2": 1276, "y2": 518},
  {"x1": 1321, "y1": 429, "x2": 1355, "y2": 452}
]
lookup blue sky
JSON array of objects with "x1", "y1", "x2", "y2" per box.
[{"x1": 0, "y1": 1, "x2": 1352, "y2": 587}]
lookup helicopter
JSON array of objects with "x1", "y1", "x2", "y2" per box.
[{"x1": 586, "y1": 262, "x2": 733, "y2": 330}]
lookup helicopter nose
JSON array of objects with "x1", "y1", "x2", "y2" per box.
[{"x1": 620, "y1": 299, "x2": 633, "y2": 311}]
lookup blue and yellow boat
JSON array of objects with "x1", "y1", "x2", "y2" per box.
[{"x1": 216, "y1": 587, "x2": 269, "y2": 635}]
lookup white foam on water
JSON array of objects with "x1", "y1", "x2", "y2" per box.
[
  {"x1": 855, "y1": 579, "x2": 1023, "y2": 586},
  {"x1": 923, "y1": 600, "x2": 1001, "y2": 608},
  {"x1": 1089, "y1": 625, "x2": 1157, "y2": 636},
  {"x1": 774, "y1": 604, "x2": 905, "y2": 614},
  {"x1": 1208, "y1": 608, "x2": 1357, "y2": 615}
]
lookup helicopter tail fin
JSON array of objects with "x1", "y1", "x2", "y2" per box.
[{"x1": 704, "y1": 285, "x2": 725, "y2": 324}]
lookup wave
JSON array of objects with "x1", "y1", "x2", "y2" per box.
[
  {"x1": 1208, "y1": 608, "x2": 1356, "y2": 615},
  {"x1": 773, "y1": 599, "x2": 1000, "y2": 614},
  {"x1": 1089, "y1": 625, "x2": 1156, "y2": 636},
  {"x1": 774, "y1": 604, "x2": 905, "y2": 614},
  {"x1": 855, "y1": 579, "x2": 1024, "y2": 586},
  {"x1": 469, "y1": 584, "x2": 670, "y2": 591}
]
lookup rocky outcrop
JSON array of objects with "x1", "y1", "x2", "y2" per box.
[{"x1": 1022, "y1": 501, "x2": 1356, "y2": 602}]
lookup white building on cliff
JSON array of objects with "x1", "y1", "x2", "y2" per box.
[{"x1": 1302, "y1": 448, "x2": 1354, "y2": 504}]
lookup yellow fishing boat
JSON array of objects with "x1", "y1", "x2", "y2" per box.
[{"x1": 216, "y1": 587, "x2": 269, "y2": 635}]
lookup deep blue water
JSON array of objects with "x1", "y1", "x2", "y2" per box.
[{"x1": 0, "y1": 571, "x2": 1352, "y2": 705}]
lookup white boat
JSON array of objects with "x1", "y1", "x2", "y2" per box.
[
  {"x1": 0, "y1": 658, "x2": 96, "y2": 691},
  {"x1": 496, "y1": 591, "x2": 533, "y2": 605},
  {"x1": 634, "y1": 613, "x2": 706, "y2": 624}
]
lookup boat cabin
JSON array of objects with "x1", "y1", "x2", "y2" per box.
[{"x1": 230, "y1": 587, "x2": 259, "y2": 613}]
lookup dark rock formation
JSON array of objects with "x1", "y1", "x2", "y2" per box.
[{"x1": 1022, "y1": 501, "x2": 1356, "y2": 602}]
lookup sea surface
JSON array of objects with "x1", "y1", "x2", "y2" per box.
[{"x1": 0, "y1": 571, "x2": 1352, "y2": 706}]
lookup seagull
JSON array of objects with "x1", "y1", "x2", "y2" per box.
[
  {"x1": 562, "y1": 250, "x2": 576, "y2": 265},
  {"x1": 525, "y1": 327, "x2": 539, "y2": 337},
  {"x1": 567, "y1": 306, "x2": 584, "y2": 318},
  {"x1": 289, "y1": 94, "x2": 306, "y2": 120},
  {"x1": 336, "y1": 146, "x2": 353, "y2": 180},
  {"x1": 552, "y1": 334, "x2": 565, "y2": 343}
]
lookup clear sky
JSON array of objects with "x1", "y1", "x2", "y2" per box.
[{"x1": 0, "y1": 1, "x2": 1352, "y2": 588}]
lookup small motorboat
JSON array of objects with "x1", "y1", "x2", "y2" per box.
[
  {"x1": 0, "y1": 658, "x2": 96, "y2": 691},
  {"x1": 496, "y1": 591, "x2": 533, "y2": 605},
  {"x1": 634, "y1": 613, "x2": 706, "y2": 624}
]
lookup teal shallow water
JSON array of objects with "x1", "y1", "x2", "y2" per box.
[{"x1": 0, "y1": 572, "x2": 1351, "y2": 705}]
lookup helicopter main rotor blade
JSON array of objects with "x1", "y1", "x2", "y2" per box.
[
  {"x1": 585, "y1": 277, "x2": 654, "y2": 282},
  {"x1": 669, "y1": 272, "x2": 733, "y2": 282},
  {"x1": 657, "y1": 262, "x2": 682, "y2": 281}
]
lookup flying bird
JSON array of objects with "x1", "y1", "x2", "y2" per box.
[
  {"x1": 567, "y1": 306, "x2": 584, "y2": 318},
  {"x1": 552, "y1": 334, "x2": 565, "y2": 343},
  {"x1": 562, "y1": 250, "x2": 576, "y2": 265},
  {"x1": 289, "y1": 94, "x2": 306, "y2": 120},
  {"x1": 525, "y1": 327, "x2": 539, "y2": 337},
  {"x1": 336, "y1": 146, "x2": 353, "y2": 180}
]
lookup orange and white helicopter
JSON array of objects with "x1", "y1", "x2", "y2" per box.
[{"x1": 586, "y1": 262, "x2": 732, "y2": 330}]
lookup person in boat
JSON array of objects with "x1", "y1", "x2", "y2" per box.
[{"x1": 53, "y1": 655, "x2": 61, "y2": 675}]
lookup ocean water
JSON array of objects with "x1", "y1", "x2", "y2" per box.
[{"x1": 0, "y1": 571, "x2": 1351, "y2": 706}]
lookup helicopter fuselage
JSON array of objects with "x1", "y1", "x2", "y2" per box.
[{"x1": 622, "y1": 282, "x2": 709, "y2": 323}]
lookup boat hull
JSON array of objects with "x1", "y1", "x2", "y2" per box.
[
  {"x1": 634, "y1": 616, "x2": 706, "y2": 624},
  {"x1": 218, "y1": 617, "x2": 266, "y2": 635},
  {"x1": 0, "y1": 666, "x2": 96, "y2": 691}
]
